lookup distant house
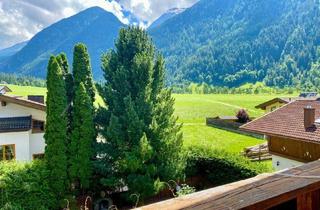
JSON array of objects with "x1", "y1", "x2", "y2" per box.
[
  {"x1": 255, "y1": 92, "x2": 318, "y2": 113},
  {"x1": 255, "y1": 97, "x2": 293, "y2": 112},
  {"x1": 0, "y1": 93, "x2": 46, "y2": 161},
  {"x1": 0, "y1": 86, "x2": 12, "y2": 95},
  {"x1": 241, "y1": 98, "x2": 320, "y2": 171}
]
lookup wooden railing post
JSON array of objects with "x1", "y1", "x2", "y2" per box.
[{"x1": 297, "y1": 190, "x2": 320, "y2": 210}]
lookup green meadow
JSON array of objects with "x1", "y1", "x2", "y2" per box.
[
  {"x1": 173, "y1": 94, "x2": 282, "y2": 153},
  {"x1": 5, "y1": 84, "x2": 292, "y2": 154},
  {"x1": 5, "y1": 84, "x2": 47, "y2": 97}
]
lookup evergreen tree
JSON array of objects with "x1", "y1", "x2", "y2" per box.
[
  {"x1": 69, "y1": 43, "x2": 96, "y2": 191},
  {"x1": 72, "y1": 43, "x2": 95, "y2": 102},
  {"x1": 69, "y1": 82, "x2": 94, "y2": 189},
  {"x1": 44, "y1": 56, "x2": 68, "y2": 203},
  {"x1": 96, "y1": 27, "x2": 185, "y2": 200},
  {"x1": 56, "y1": 53, "x2": 74, "y2": 106}
]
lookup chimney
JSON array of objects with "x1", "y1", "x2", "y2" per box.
[
  {"x1": 304, "y1": 105, "x2": 315, "y2": 129},
  {"x1": 28, "y1": 95, "x2": 44, "y2": 104}
]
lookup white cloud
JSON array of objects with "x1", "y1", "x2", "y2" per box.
[
  {"x1": 0, "y1": 0, "x2": 198, "y2": 49},
  {"x1": 116, "y1": 0, "x2": 198, "y2": 25},
  {"x1": 0, "y1": 0, "x2": 128, "y2": 49}
]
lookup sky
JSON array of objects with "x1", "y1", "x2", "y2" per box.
[{"x1": 0, "y1": 0, "x2": 198, "y2": 50}]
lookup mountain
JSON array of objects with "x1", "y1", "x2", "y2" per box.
[
  {"x1": 0, "y1": 7, "x2": 124, "y2": 78},
  {"x1": 150, "y1": 0, "x2": 320, "y2": 87},
  {"x1": 149, "y1": 8, "x2": 186, "y2": 29},
  {"x1": 0, "y1": 41, "x2": 28, "y2": 61}
]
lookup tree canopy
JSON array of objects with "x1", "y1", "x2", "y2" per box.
[{"x1": 96, "y1": 27, "x2": 185, "y2": 200}]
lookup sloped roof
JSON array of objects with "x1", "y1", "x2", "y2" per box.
[
  {"x1": 0, "y1": 94, "x2": 46, "y2": 111},
  {"x1": 255, "y1": 97, "x2": 294, "y2": 110},
  {"x1": 0, "y1": 116, "x2": 32, "y2": 132},
  {"x1": 0, "y1": 85, "x2": 12, "y2": 93},
  {"x1": 241, "y1": 99, "x2": 320, "y2": 143}
]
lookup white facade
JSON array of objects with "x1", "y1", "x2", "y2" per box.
[
  {"x1": 0, "y1": 98, "x2": 46, "y2": 161},
  {"x1": 272, "y1": 155, "x2": 304, "y2": 171}
]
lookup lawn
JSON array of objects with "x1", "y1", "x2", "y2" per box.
[
  {"x1": 173, "y1": 94, "x2": 283, "y2": 123},
  {"x1": 173, "y1": 94, "x2": 294, "y2": 153},
  {"x1": 4, "y1": 84, "x2": 47, "y2": 98},
  {"x1": 5, "y1": 85, "x2": 291, "y2": 156}
]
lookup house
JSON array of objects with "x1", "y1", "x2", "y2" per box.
[
  {"x1": 136, "y1": 160, "x2": 320, "y2": 210},
  {"x1": 0, "y1": 93, "x2": 46, "y2": 161},
  {"x1": 241, "y1": 98, "x2": 320, "y2": 171},
  {"x1": 255, "y1": 92, "x2": 318, "y2": 113},
  {"x1": 0, "y1": 85, "x2": 12, "y2": 95},
  {"x1": 255, "y1": 97, "x2": 293, "y2": 112}
]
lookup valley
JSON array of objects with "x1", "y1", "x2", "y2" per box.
[
  {"x1": 0, "y1": 0, "x2": 318, "y2": 208},
  {"x1": 5, "y1": 83, "x2": 285, "y2": 155}
]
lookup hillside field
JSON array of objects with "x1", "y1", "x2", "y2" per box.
[{"x1": 4, "y1": 84, "x2": 292, "y2": 155}]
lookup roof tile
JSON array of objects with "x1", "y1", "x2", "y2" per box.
[{"x1": 241, "y1": 99, "x2": 320, "y2": 143}]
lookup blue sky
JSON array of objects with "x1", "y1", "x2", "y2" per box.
[{"x1": 0, "y1": 0, "x2": 198, "y2": 49}]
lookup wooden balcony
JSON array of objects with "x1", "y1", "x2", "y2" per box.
[{"x1": 135, "y1": 160, "x2": 320, "y2": 210}]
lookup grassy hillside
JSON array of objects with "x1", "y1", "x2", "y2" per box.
[
  {"x1": 6, "y1": 84, "x2": 291, "y2": 156},
  {"x1": 5, "y1": 84, "x2": 47, "y2": 97}
]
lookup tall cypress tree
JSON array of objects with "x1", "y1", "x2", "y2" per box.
[
  {"x1": 96, "y1": 27, "x2": 185, "y2": 200},
  {"x1": 72, "y1": 43, "x2": 95, "y2": 102},
  {"x1": 69, "y1": 82, "x2": 94, "y2": 189},
  {"x1": 45, "y1": 56, "x2": 68, "y2": 203},
  {"x1": 56, "y1": 53, "x2": 74, "y2": 107},
  {"x1": 69, "y1": 43, "x2": 96, "y2": 191}
]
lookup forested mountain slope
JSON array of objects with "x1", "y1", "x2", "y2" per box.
[
  {"x1": 150, "y1": 0, "x2": 320, "y2": 87},
  {"x1": 0, "y1": 41, "x2": 28, "y2": 61},
  {"x1": 149, "y1": 8, "x2": 186, "y2": 30},
  {"x1": 0, "y1": 7, "x2": 124, "y2": 78}
]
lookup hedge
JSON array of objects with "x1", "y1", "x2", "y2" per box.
[
  {"x1": 185, "y1": 146, "x2": 271, "y2": 188},
  {"x1": 0, "y1": 161, "x2": 55, "y2": 210}
]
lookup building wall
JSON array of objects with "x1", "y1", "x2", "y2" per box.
[
  {"x1": 268, "y1": 135, "x2": 320, "y2": 162},
  {"x1": 0, "y1": 131, "x2": 30, "y2": 161},
  {"x1": 0, "y1": 102, "x2": 45, "y2": 121},
  {"x1": 0, "y1": 101, "x2": 46, "y2": 161},
  {"x1": 272, "y1": 154, "x2": 304, "y2": 171},
  {"x1": 29, "y1": 132, "x2": 45, "y2": 160},
  {"x1": 265, "y1": 102, "x2": 286, "y2": 113}
]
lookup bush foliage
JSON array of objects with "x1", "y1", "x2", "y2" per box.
[
  {"x1": 0, "y1": 161, "x2": 55, "y2": 210},
  {"x1": 185, "y1": 146, "x2": 270, "y2": 187}
]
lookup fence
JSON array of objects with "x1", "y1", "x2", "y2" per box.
[{"x1": 206, "y1": 117, "x2": 264, "y2": 139}]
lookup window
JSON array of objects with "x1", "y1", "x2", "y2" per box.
[
  {"x1": 0, "y1": 144, "x2": 15, "y2": 161},
  {"x1": 271, "y1": 106, "x2": 277, "y2": 111},
  {"x1": 32, "y1": 120, "x2": 45, "y2": 133},
  {"x1": 33, "y1": 153, "x2": 45, "y2": 160}
]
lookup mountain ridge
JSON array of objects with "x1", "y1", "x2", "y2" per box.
[
  {"x1": 149, "y1": 0, "x2": 320, "y2": 87},
  {"x1": 0, "y1": 41, "x2": 28, "y2": 62},
  {"x1": 0, "y1": 6, "x2": 124, "y2": 78},
  {"x1": 148, "y1": 8, "x2": 186, "y2": 30},
  {"x1": 2, "y1": 1, "x2": 320, "y2": 89}
]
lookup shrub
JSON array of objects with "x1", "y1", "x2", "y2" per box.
[
  {"x1": 185, "y1": 146, "x2": 270, "y2": 188},
  {"x1": 0, "y1": 161, "x2": 55, "y2": 210},
  {"x1": 236, "y1": 109, "x2": 250, "y2": 123}
]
